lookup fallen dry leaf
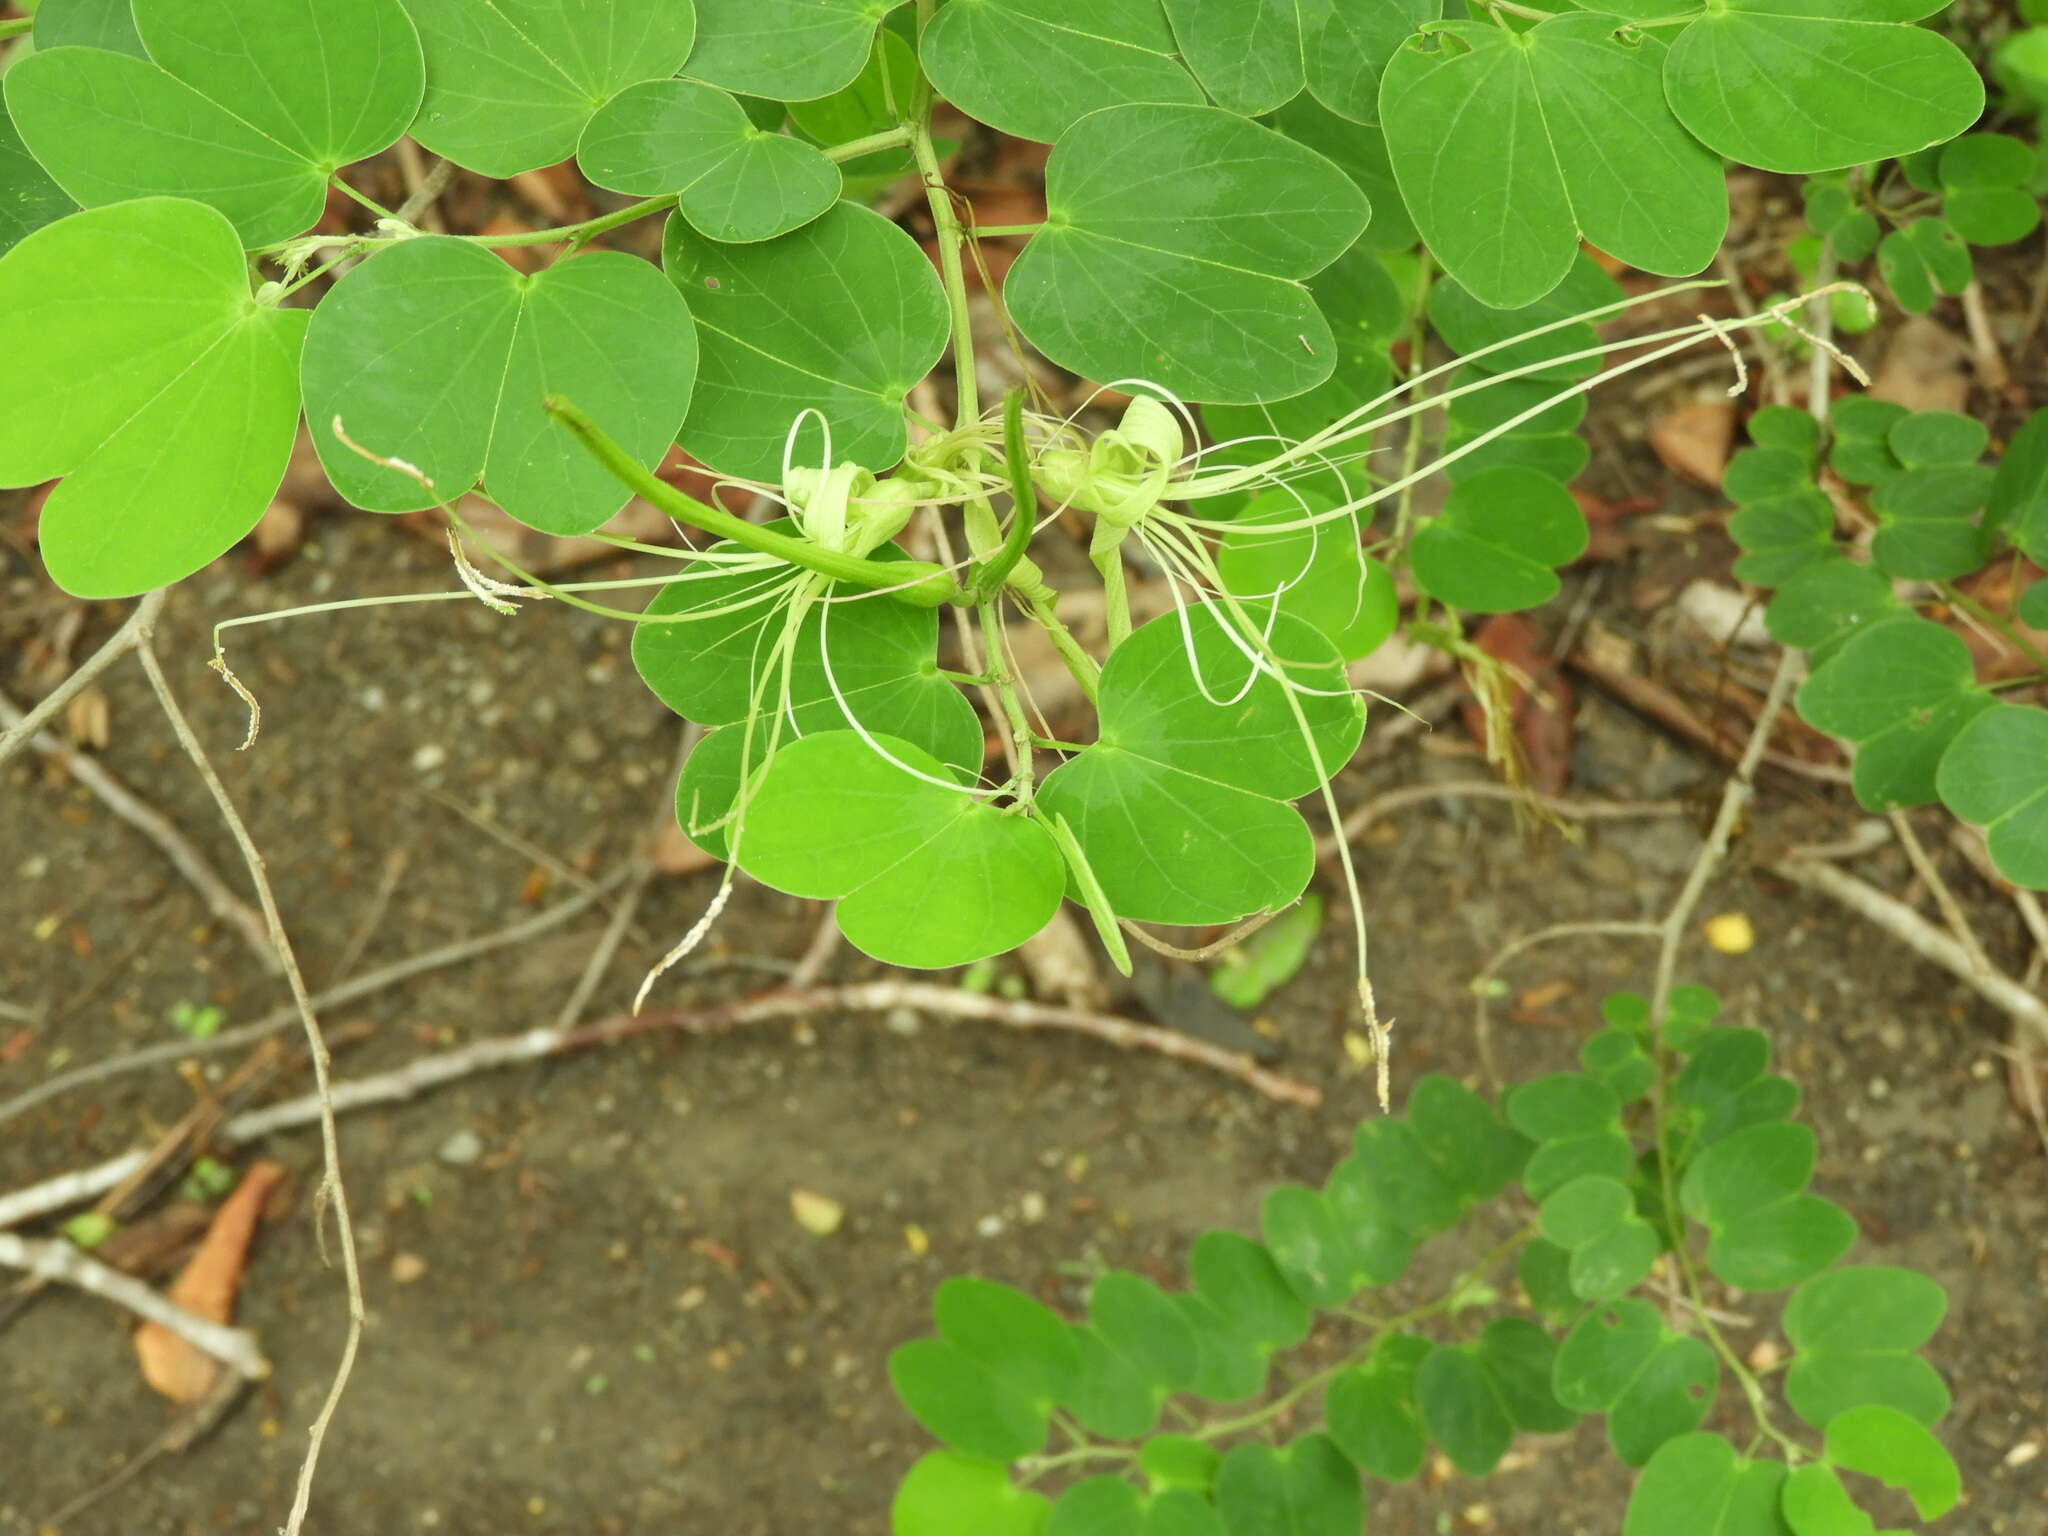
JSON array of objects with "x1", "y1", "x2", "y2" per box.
[
  {"x1": 1462, "y1": 614, "x2": 1575, "y2": 796},
  {"x1": 1648, "y1": 398, "x2": 1736, "y2": 488},
  {"x1": 133, "y1": 1159, "x2": 287, "y2": 1403},
  {"x1": 790, "y1": 1188, "x2": 844, "y2": 1237},
  {"x1": 64, "y1": 686, "x2": 110, "y2": 751},
  {"x1": 1703, "y1": 912, "x2": 1755, "y2": 955}
]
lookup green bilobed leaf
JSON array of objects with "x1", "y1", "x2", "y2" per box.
[
  {"x1": 1749, "y1": 406, "x2": 1823, "y2": 460},
  {"x1": 1504, "y1": 1073, "x2": 1634, "y2": 1202},
  {"x1": 1261, "y1": 1183, "x2": 1355, "y2": 1309},
  {"x1": 740, "y1": 732, "x2": 1065, "y2": 967},
  {"x1": 0, "y1": 105, "x2": 76, "y2": 257},
  {"x1": 578, "y1": 81, "x2": 839, "y2": 243},
  {"x1": 1679, "y1": 1122, "x2": 1855, "y2": 1292},
  {"x1": 1161, "y1": 0, "x2": 1302, "y2": 116},
  {"x1": 936, "y1": 1278, "x2": 1081, "y2": 1408},
  {"x1": 1624, "y1": 1434, "x2": 1792, "y2": 1536},
  {"x1": 0, "y1": 199, "x2": 305, "y2": 598},
  {"x1": 1518, "y1": 1238, "x2": 1581, "y2": 1327},
  {"x1": 890, "y1": 1338, "x2": 1049, "y2": 1461},
  {"x1": 1889, "y1": 411, "x2": 1986, "y2": 470},
  {"x1": 1326, "y1": 1335, "x2": 1430, "y2": 1482},
  {"x1": 1036, "y1": 607, "x2": 1363, "y2": 926},
  {"x1": 1664, "y1": 1, "x2": 1983, "y2": 174},
  {"x1": 1303, "y1": 0, "x2": 1440, "y2": 124},
  {"x1": 1410, "y1": 466, "x2": 1588, "y2": 614},
  {"x1": 403, "y1": 0, "x2": 697, "y2": 177},
  {"x1": 1664, "y1": 984, "x2": 1721, "y2": 1054},
  {"x1": 1580, "y1": 1026, "x2": 1656, "y2": 1102},
  {"x1": 1266, "y1": 96, "x2": 1416, "y2": 252},
  {"x1": 1824, "y1": 1405, "x2": 1961, "y2": 1520},
  {"x1": 1797, "y1": 618, "x2": 1994, "y2": 811},
  {"x1": 1191, "y1": 1232, "x2": 1311, "y2": 1358},
  {"x1": 1050, "y1": 1476, "x2": 1142, "y2": 1536},
  {"x1": 1828, "y1": 398, "x2": 1907, "y2": 486},
  {"x1": 301, "y1": 239, "x2": 697, "y2": 536},
  {"x1": 685, "y1": 0, "x2": 896, "y2": 101},
  {"x1": 1729, "y1": 486, "x2": 1835, "y2": 587},
  {"x1": 1877, "y1": 219, "x2": 1971, "y2": 315},
  {"x1": 1782, "y1": 1267, "x2": 1950, "y2": 1431},
  {"x1": 1382, "y1": 16, "x2": 1723, "y2": 309},
  {"x1": 1537, "y1": 1175, "x2": 1657, "y2": 1301},
  {"x1": 1781, "y1": 1464, "x2": 1886, "y2": 1536},
  {"x1": 8, "y1": 0, "x2": 426, "y2": 249},
  {"x1": 31, "y1": 0, "x2": 146, "y2": 56},
  {"x1": 1350, "y1": 1120, "x2": 1462, "y2": 1237},
  {"x1": 1008, "y1": 104, "x2": 1366, "y2": 405},
  {"x1": 1939, "y1": 134, "x2": 2043, "y2": 247},
  {"x1": 1173, "y1": 1291, "x2": 1271, "y2": 1404},
  {"x1": 918, "y1": 0, "x2": 1202, "y2": 145},
  {"x1": 1673, "y1": 1028, "x2": 1800, "y2": 1154},
  {"x1": 1066, "y1": 1324, "x2": 1165, "y2": 1441},
  {"x1": 1989, "y1": 408, "x2": 2048, "y2": 554},
  {"x1": 665, "y1": 202, "x2": 947, "y2": 480},
  {"x1": 1937, "y1": 705, "x2": 2048, "y2": 889},
  {"x1": 1428, "y1": 254, "x2": 1624, "y2": 383},
  {"x1": 1478, "y1": 1317, "x2": 1575, "y2": 1433},
  {"x1": 1090, "y1": 1271, "x2": 1200, "y2": 1396},
  {"x1": 1764, "y1": 561, "x2": 1897, "y2": 663},
  {"x1": 892, "y1": 1452, "x2": 1051, "y2": 1536},
  {"x1": 1321, "y1": 1150, "x2": 1420, "y2": 1289},
  {"x1": 1214, "y1": 1435, "x2": 1362, "y2": 1536},
  {"x1": 1217, "y1": 490, "x2": 1397, "y2": 662},
  {"x1": 1554, "y1": 1299, "x2": 1718, "y2": 1467},
  {"x1": 1867, "y1": 465, "x2": 1992, "y2": 580},
  {"x1": 1416, "y1": 1345, "x2": 1513, "y2": 1476},
  {"x1": 1407, "y1": 1074, "x2": 1531, "y2": 1206}
]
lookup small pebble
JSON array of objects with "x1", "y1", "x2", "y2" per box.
[
  {"x1": 437, "y1": 1129, "x2": 484, "y2": 1166},
  {"x1": 976, "y1": 1214, "x2": 1005, "y2": 1238},
  {"x1": 410, "y1": 743, "x2": 447, "y2": 773},
  {"x1": 1019, "y1": 1192, "x2": 1047, "y2": 1224},
  {"x1": 884, "y1": 1007, "x2": 921, "y2": 1036},
  {"x1": 390, "y1": 1252, "x2": 428, "y2": 1284},
  {"x1": 790, "y1": 1187, "x2": 844, "y2": 1236},
  {"x1": 1702, "y1": 912, "x2": 1754, "y2": 954}
]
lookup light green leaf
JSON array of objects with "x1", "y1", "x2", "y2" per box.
[
  {"x1": 1089, "y1": 1271, "x2": 1199, "y2": 1396},
  {"x1": 9, "y1": 0, "x2": 425, "y2": 246},
  {"x1": 1624, "y1": 1434, "x2": 1792, "y2": 1536},
  {"x1": 405, "y1": 0, "x2": 697, "y2": 177},
  {"x1": 1008, "y1": 104, "x2": 1366, "y2": 405},
  {"x1": 1035, "y1": 607, "x2": 1364, "y2": 926},
  {"x1": 1410, "y1": 466, "x2": 1588, "y2": 614},
  {"x1": 1382, "y1": 16, "x2": 1723, "y2": 308},
  {"x1": 665, "y1": 202, "x2": 948, "y2": 480},
  {"x1": 1780, "y1": 1464, "x2": 1892, "y2": 1536},
  {"x1": 301, "y1": 239, "x2": 697, "y2": 535},
  {"x1": 0, "y1": 103, "x2": 77, "y2": 257},
  {"x1": 1940, "y1": 134, "x2": 2043, "y2": 246},
  {"x1": 1797, "y1": 617, "x2": 1994, "y2": 810},
  {"x1": 788, "y1": 26, "x2": 922, "y2": 193},
  {"x1": 1352, "y1": 1119, "x2": 1462, "y2": 1236},
  {"x1": 1764, "y1": 561, "x2": 1898, "y2": 662},
  {"x1": 740, "y1": 732, "x2": 1066, "y2": 967},
  {"x1": 1214, "y1": 1435, "x2": 1362, "y2": 1536},
  {"x1": 918, "y1": 0, "x2": 1202, "y2": 144},
  {"x1": 1141, "y1": 1435, "x2": 1221, "y2": 1494},
  {"x1": 1823, "y1": 1405, "x2": 1961, "y2": 1520},
  {"x1": 1537, "y1": 1176, "x2": 1658, "y2": 1301},
  {"x1": 1321, "y1": 1149, "x2": 1420, "y2": 1289},
  {"x1": 1217, "y1": 490, "x2": 1398, "y2": 662},
  {"x1": 1782, "y1": 1266, "x2": 1950, "y2": 1431},
  {"x1": 0, "y1": 198, "x2": 305, "y2": 598},
  {"x1": 1828, "y1": 397, "x2": 1907, "y2": 486},
  {"x1": 1161, "y1": 0, "x2": 1302, "y2": 116},
  {"x1": 1679, "y1": 1122, "x2": 1856, "y2": 1292},
  {"x1": 31, "y1": 0, "x2": 145, "y2": 56},
  {"x1": 686, "y1": 0, "x2": 899, "y2": 101},
  {"x1": 890, "y1": 1338, "x2": 1050, "y2": 1461},
  {"x1": 1302, "y1": 0, "x2": 1441, "y2": 124},
  {"x1": 1214, "y1": 895, "x2": 1326, "y2": 1010},
  {"x1": 1049, "y1": 1477, "x2": 1142, "y2": 1536},
  {"x1": 579, "y1": 81, "x2": 839, "y2": 243},
  {"x1": 1554, "y1": 1299, "x2": 1719, "y2": 1466},
  {"x1": 1936, "y1": 704, "x2": 2048, "y2": 889},
  {"x1": 937, "y1": 1277, "x2": 1081, "y2": 1408},
  {"x1": 1260, "y1": 1180, "x2": 1354, "y2": 1309},
  {"x1": 892, "y1": 1452, "x2": 1051, "y2": 1536},
  {"x1": 1664, "y1": 1, "x2": 1983, "y2": 173}
]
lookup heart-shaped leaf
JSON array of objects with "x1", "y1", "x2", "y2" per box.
[
  {"x1": 1303, "y1": 0, "x2": 1441, "y2": 124},
  {"x1": 1782, "y1": 1266, "x2": 1950, "y2": 1431},
  {"x1": 1554, "y1": 1298, "x2": 1719, "y2": 1466},
  {"x1": 1664, "y1": 0, "x2": 1983, "y2": 173},
  {"x1": 579, "y1": 81, "x2": 840, "y2": 243},
  {"x1": 1679, "y1": 1122, "x2": 1856, "y2": 1291},
  {"x1": 1410, "y1": 466, "x2": 1588, "y2": 613},
  {"x1": 403, "y1": 0, "x2": 698, "y2": 177},
  {"x1": 7, "y1": 0, "x2": 424, "y2": 245},
  {"x1": 1504, "y1": 1073, "x2": 1635, "y2": 1202},
  {"x1": 1035, "y1": 606, "x2": 1364, "y2": 926},
  {"x1": 1217, "y1": 489, "x2": 1398, "y2": 662},
  {"x1": 1623, "y1": 1434, "x2": 1790, "y2": 1535},
  {"x1": 1214, "y1": 1435, "x2": 1361, "y2": 1536},
  {"x1": 1160, "y1": 0, "x2": 1301, "y2": 116},
  {"x1": 1326, "y1": 1334, "x2": 1431, "y2": 1481},
  {"x1": 1382, "y1": 16, "x2": 1724, "y2": 309},
  {"x1": 0, "y1": 198, "x2": 306, "y2": 598},
  {"x1": 919, "y1": 0, "x2": 1202, "y2": 144},
  {"x1": 664, "y1": 202, "x2": 949, "y2": 480},
  {"x1": 1007, "y1": 104, "x2": 1368, "y2": 405},
  {"x1": 301, "y1": 238, "x2": 697, "y2": 535},
  {"x1": 1537, "y1": 1176, "x2": 1659, "y2": 1302}
]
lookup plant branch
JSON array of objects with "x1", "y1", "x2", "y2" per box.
[
  {"x1": 0, "y1": 587, "x2": 167, "y2": 772},
  {"x1": 823, "y1": 125, "x2": 913, "y2": 163},
  {"x1": 134, "y1": 640, "x2": 363, "y2": 1536}
]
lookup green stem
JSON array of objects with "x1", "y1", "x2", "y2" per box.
[
  {"x1": 1015, "y1": 1445, "x2": 1135, "y2": 1485},
  {"x1": 329, "y1": 175, "x2": 396, "y2": 221},
  {"x1": 543, "y1": 396, "x2": 964, "y2": 607},
  {"x1": 1092, "y1": 538, "x2": 1133, "y2": 649},
  {"x1": 968, "y1": 389, "x2": 1039, "y2": 600},
  {"x1": 0, "y1": 17, "x2": 31, "y2": 40},
  {"x1": 979, "y1": 597, "x2": 1038, "y2": 801},
  {"x1": 1020, "y1": 585, "x2": 1102, "y2": 705},
  {"x1": 973, "y1": 222, "x2": 1045, "y2": 239},
  {"x1": 822, "y1": 125, "x2": 913, "y2": 163}
]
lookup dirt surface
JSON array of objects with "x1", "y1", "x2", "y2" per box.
[{"x1": 3, "y1": 470, "x2": 2048, "y2": 1536}]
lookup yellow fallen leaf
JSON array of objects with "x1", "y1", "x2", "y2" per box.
[
  {"x1": 903, "y1": 1223, "x2": 929, "y2": 1257},
  {"x1": 1703, "y1": 912, "x2": 1755, "y2": 954},
  {"x1": 790, "y1": 1187, "x2": 844, "y2": 1236}
]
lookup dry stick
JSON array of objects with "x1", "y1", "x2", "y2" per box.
[
  {"x1": 1767, "y1": 856, "x2": 2048, "y2": 1052},
  {"x1": 0, "y1": 587, "x2": 167, "y2": 773},
  {"x1": 1121, "y1": 910, "x2": 1281, "y2": 964},
  {"x1": 134, "y1": 640, "x2": 361, "y2": 1536},
  {"x1": 0, "y1": 685, "x2": 278, "y2": 970},
  {"x1": 1888, "y1": 810, "x2": 1993, "y2": 981},
  {"x1": 0, "y1": 869, "x2": 629, "y2": 1128},
  {"x1": 1317, "y1": 779, "x2": 1688, "y2": 862},
  {"x1": 0, "y1": 1231, "x2": 269, "y2": 1379},
  {"x1": 787, "y1": 904, "x2": 845, "y2": 991}
]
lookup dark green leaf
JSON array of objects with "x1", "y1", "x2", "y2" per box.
[
  {"x1": 1679, "y1": 1123, "x2": 1856, "y2": 1291},
  {"x1": 1261, "y1": 1184, "x2": 1357, "y2": 1309},
  {"x1": 1410, "y1": 466, "x2": 1587, "y2": 614},
  {"x1": 1427, "y1": 254, "x2": 1624, "y2": 383},
  {"x1": 1827, "y1": 398, "x2": 1907, "y2": 486},
  {"x1": 1478, "y1": 1316, "x2": 1576, "y2": 1432},
  {"x1": 1416, "y1": 1345, "x2": 1513, "y2": 1476},
  {"x1": 1554, "y1": 1299, "x2": 1719, "y2": 1467},
  {"x1": 1214, "y1": 1435, "x2": 1362, "y2": 1536},
  {"x1": 1868, "y1": 465, "x2": 1993, "y2": 580},
  {"x1": 1190, "y1": 1232, "x2": 1310, "y2": 1356},
  {"x1": 1764, "y1": 561, "x2": 1898, "y2": 662},
  {"x1": 1797, "y1": 617, "x2": 1994, "y2": 811}
]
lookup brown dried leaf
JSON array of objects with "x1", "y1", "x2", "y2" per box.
[
  {"x1": 1869, "y1": 315, "x2": 1970, "y2": 416},
  {"x1": 133, "y1": 1160, "x2": 287, "y2": 1403},
  {"x1": 1648, "y1": 398, "x2": 1736, "y2": 488}
]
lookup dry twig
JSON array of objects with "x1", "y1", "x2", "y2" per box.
[{"x1": 0, "y1": 588, "x2": 166, "y2": 773}]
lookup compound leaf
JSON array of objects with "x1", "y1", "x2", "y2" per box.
[
  {"x1": 579, "y1": 80, "x2": 840, "y2": 243},
  {"x1": 1664, "y1": 1, "x2": 1983, "y2": 173},
  {"x1": 1782, "y1": 1266, "x2": 1950, "y2": 1431},
  {"x1": 0, "y1": 198, "x2": 305, "y2": 598},
  {"x1": 1008, "y1": 104, "x2": 1367, "y2": 405},
  {"x1": 404, "y1": 0, "x2": 697, "y2": 177},
  {"x1": 685, "y1": 0, "x2": 900, "y2": 101},
  {"x1": 740, "y1": 732, "x2": 1065, "y2": 967},
  {"x1": 301, "y1": 239, "x2": 696, "y2": 535},
  {"x1": 664, "y1": 202, "x2": 948, "y2": 480}
]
